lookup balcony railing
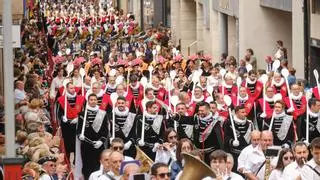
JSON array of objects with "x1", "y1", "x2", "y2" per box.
[{"x1": 260, "y1": 0, "x2": 292, "y2": 12}]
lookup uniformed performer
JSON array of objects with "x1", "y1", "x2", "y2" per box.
[
  {"x1": 297, "y1": 98, "x2": 320, "y2": 142},
  {"x1": 223, "y1": 105, "x2": 254, "y2": 171},
  {"x1": 77, "y1": 93, "x2": 109, "y2": 179},
  {"x1": 109, "y1": 96, "x2": 137, "y2": 158},
  {"x1": 172, "y1": 101, "x2": 224, "y2": 164},
  {"x1": 136, "y1": 101, "x2": 166, "y2": 160},
  {"x1": 264, "y1": 100, "x2": 295, "y2": 147},
  {"x1": 57, "y1": 82, "x2": 85, "y2": 159}
]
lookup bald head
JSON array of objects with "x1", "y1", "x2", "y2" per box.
[
  {"x1": 251, "y1": 130, "x2": 261, "y2": 147},
  {"x1": 122, "y1": 163, "x2": 140, "y2": 180},
  {"x1": 260, "y1": 130, "x2": 273, "y2": 151}
]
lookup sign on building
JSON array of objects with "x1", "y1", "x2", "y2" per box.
[{"x1": 0, "y1": 25, "x2": 21, "y2": 48}]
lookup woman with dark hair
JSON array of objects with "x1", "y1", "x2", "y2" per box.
[
  {"x1": 269, "y1": 148, "x2": 295, "y2": 180},
  {"x1": 170, "y1": 138, "x2": 194, "y2": 180},
  {"x1": 154, "y1": 128, "x2": 178, "y2": 164}
]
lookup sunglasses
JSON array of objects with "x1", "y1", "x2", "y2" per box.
[
  {"x1": 157, "y1": 172, "x2": 171, "y2": 178},
  {"x1": 283, "y1": 156, "x2": 294, "y2": 161},
  {"x1": 113, "y1": 146, "x2": 124, "y2": 151}
]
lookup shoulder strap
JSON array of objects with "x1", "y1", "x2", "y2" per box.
[
  {"x1": 305, "y1": 164, "x2": 320, "y2": 177},
  {"x1": 255, "y1": 160, "x2": 266, "y2": 176}
]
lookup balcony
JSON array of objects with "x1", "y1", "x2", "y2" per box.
[{"x1": 260, "y1": 0, "x2": 292, "y2": 12}]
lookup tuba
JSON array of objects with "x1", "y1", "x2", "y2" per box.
[
  {"x1": 135, "y1": 146, "x2": 154, "y2": 173},
  {"x1": 179, "y1": 153, "x2": 216, "y2": 180}
]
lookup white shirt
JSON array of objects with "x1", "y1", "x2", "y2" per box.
[
  {"x1": 268, "y1": 169, "x2": 283, "y2": 180},
  {"x1": 155, "y1": 148, "x2": 176, "y2": 164},
  {"x1": 237, "y1": 144, "x2": 254, "y2": 171},
  {"x1": 229, "y1": 172, "x2": 244, "y2": 180},
  {"x1": 282, "y1": 161, "x2": 303, "y2": 180},
  {"x1": 89, "y1": 169, "x2": 103, "y2": 180},
  {"x1": 301, "y1": 159, "x2": 320, "y2": 180},
  {"x1": 39, "y1": 174, "x2": 52, "y2": 180},
  {"x1": 73, "y1": 76, "x2": 83, "y2": 87},
  {"x1": 244, "y1": 145, "x2": 265, "y2": 180},
  {"x1": 15, "y1": 88, "x2": 26, "y2": 103}
]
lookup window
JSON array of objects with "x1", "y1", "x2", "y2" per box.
[{"x1": 312, "y1": 0, "x2": 320, "y2": 14}]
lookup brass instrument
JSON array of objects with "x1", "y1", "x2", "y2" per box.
[
  {"x1": 179, "y1": 153, "x2": 216, "y2": 180},
  {"x1": 135, "y1": 146, "x2": 154, "y2": 173},
  {"x1": 264, "y1": 157, "x2": 271, "y2": 180}
]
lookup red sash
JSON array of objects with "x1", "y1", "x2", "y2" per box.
[{"x1": 57, "y1": 95, "x2": 85, "y2": 119}]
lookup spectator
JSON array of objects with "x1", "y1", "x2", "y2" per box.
[
  {"x1": 120, "y1": 161, "x2": 141, "y2": 180},
  {"x1": 269, "y1": 148, "x2": 295, "y2": 180},
  {"x1": 104, "y1": 151, "x2": 124, "y2": 180},
  {"x1": 15, "y1": 80, "x2": 27, "y2": 105},
  {"x1": 244, "y1": 48, "x2": 257, "y2": 71},
  {"x1": 38, "y1": 156, "x2": 57, "y2": 180}
]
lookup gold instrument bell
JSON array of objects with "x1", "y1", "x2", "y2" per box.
[
  {"x1": 135, "y1": 146, "x2": 154, "y2": 173},
  {"x1": 179, "y1": 153, "x2": 216, "y2": 180}
]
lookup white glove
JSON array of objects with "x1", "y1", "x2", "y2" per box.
[
  {"x1": 260, "y1": 113, "x2": 267, "y2": 118},
  {"x1": 70, "y1": 118, "x2": 78, "y2": 124},
  {"x1": 94, "y1": 140, "x2": 103, "y2": 149},
  {"x1": 109, "y1": 137, "x2": 114, "y2": 143},
  {"x1": 138, "y1": 140, "x2": 145, "y2": 147},
  {"x1": 79, "y1": 135, "x2": 85, "y2": 141},
  {"x1": 152, "y1": 143, "x2": 160, "y2": 152},
  {"x1": 287, "y1": 107, "x2": 295, "y2": 113},
  {"x1": 124, "y1": 141, "x2": 132, "y2": 150},
  {"x1": 282, "y1": 143, "x2": 290, "y2": 149},
  {"x1": 232, "y1": 140, "x2": 240, "y2": 147},
  {"x1": 62, "y1": 116, "x2": 68, "y2": 123}
]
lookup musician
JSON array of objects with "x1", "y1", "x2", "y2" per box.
[
  {"x1": 223, "y1": 105, "x2": 254, "y2": 172},
  {"x1": 136, "y1": 101, "x2": 166, "y2": 160},
  {"x1": 218, "y1": 73, "x2": 238, "y2": 97},
  {"x1": 137, "y1": 88, "x2": 162, "y2": 114},
  {"x1": 243, "y1": 130, "x2": 273, "y2": 180},
  {"x1": 284, "y1": 83, "x2": 306, "y2": 120},
  {"x1": 266, "y1": 100, "x2": 295, "y2": 147},
  {"x1": 56, "y1": 82, "x2": 85, "y2": 159},
  {"x1": 231, "y1": 87, "x2": 255, "y2": 119},
  {"x1": 86, "y1": 82, "x2": 107, "y2": 107},
  {"x1": 127, "y1": 74, "x2": 144, "y2": 107},
  {"x1": 109, "y1": 96, "x2": 137, "y2": 158},
  {"x1": 178, "y1": 92, "x2": 196, "y2": 116},
  {"x1": 214, "y1": 93, "x2": 229, "y2": 120},
  {"x1": 173, "y1": 102, "x2": 224, "y2": 164},
  {"x1": 241, "y1": 70, "x2": 263, "y2": 101},
  {"x1": 191, "y1": 86, "x2": 206, "y2": 104},
  {"x1": 105, "y1": 75, "x2": 117, "y2": 95},
  {"x1": 77, "y1": 93, "x2": 109, "y2": 179},
  {"x1": 257, "y1": 86, "x2": 276, "y2": 130},
  {"x1": 282, "y1": 142, "x2": 309, "y2": 180},
  {"x1": 270, "y1": 72, "x2": 288, "y2": 98},
  {"x1": 297, "y1": 98, "x2": 320, "y2": 141},
  {"x1": 150, "y1": 75, "x2": 167, "y2": 101},
  {"x1": 175, "y1": 102, "x2": 193, "y2": 140}
]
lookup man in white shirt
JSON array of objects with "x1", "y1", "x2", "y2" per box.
[
  {"x1": 282, "y1": 141, "x2": 309, "y2": 180},
  {"x1": 301, "y1": 137, "x2": 320, "y2": 180},
  {"x1": 243, "y1": 130, "x2": 273, "y2": 180},
  {"x1": 89, "y1": 149, "x2": 112, "y2": 180},
  {"x1": 14, "y1": 80, "x2": 27, "y2": 104},
  {"x1": 237, "y1": 130, "x2": 261, "y2": 174}
]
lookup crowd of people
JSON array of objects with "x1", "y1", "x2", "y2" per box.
[{"x1": 1, "y1": 0, "x2": 320, "y2": 179}]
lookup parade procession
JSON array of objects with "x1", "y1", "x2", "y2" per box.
[{"x1": 2, "y1": 0, "x2": 320, "y2": 179}]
